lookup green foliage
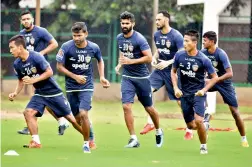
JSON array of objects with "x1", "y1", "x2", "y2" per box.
[{"x1": 54, "y1": 75, "x2": 66, "y2": 93}]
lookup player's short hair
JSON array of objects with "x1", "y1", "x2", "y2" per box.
[
  {"x1": 9, "y1": 35, "x2": 26, "y2": 48},
  {"x1": 120, "y1": 11, "x2": 135, "y2": 22},
  {"x1": 158, "y1": 10, "x2": 170, "y2": 20},
  {"x1": 20, "y1": 10, "x2": 33, "y2": 18},
  {"x1": 71, "y1": 22, "x2": 87, "y2": 33},
  {"x1": 203, "y1": 31, "x2": 217, "y2": 44},
  {"x1": 184, "y1": 29, "x2": 199, "y2": 41}
]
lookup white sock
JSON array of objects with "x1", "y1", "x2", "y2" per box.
[
  {"x1": 58, "y1": 117, "x2": 69, "y2": 126},
  {"x1": 83, "y1": 141, "x2": 89, "y2": 146},
  {"x1": 130, "y1": 135, "x2": 137, "y2": 140},
  {"x1": 241, "y1": 136, "x2": 247, "y2": 142},
  {"x1": 200, "y1": 144, "x2": 207, "y2": 149},
  {"x1": 156, "y1": 128, "x2": 162, "y2": 135},
  {"x1": 186, "y1": 128, "x2": 193, "y2": 133},
  {"x1": 147, "y1": 116, "x2": 154, "y2": 124},
  {"x1": 32, "y1": 135, "x2": 41, "y2": 144}
]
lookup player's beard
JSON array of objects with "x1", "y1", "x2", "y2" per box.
[
  {"x1": 24, "y1": 22, "x2": 33, "y2": 30},
  {"x1": 157, "y1": 24, "x2": 164, "y2": 30},
  {"x1": 122, "y1": 26, "x2": 132, "y2": 34},
  {"x1": 74, "y1": 38, "x2": 84, "y2": 46}
]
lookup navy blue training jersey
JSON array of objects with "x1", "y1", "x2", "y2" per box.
[
  {"x1": 117, "y1": 31, "x2": 150, "y2": 78},
  {"x1": 56, "y1": 40, "x2": 102, "y2": 91},
  {"x1": 20, "y1": 26, "x2": 54, "y2": 59},
  {"x1": 14, "y1": 51, "x2": 62, "y2": 96},
  {"x1": 154, "y1": 28, "x2": 183, "y2": 70},
  {"x1": 173, "y1": 50, "x2": 215, "y2": 96},
  {"x1": 201, "y1": 47, "x2": 232, "y2": 84}
]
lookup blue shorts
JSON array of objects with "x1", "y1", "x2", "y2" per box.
[
  {"x1": 209, "y1": 83, "x2": 238, "y2": 107},
  {"x1": 181, "y1": 95, "x2": 206, "y2": 123},
  {"x1": 66, "y1": 91, "x2": 93, "y2": 116},
  {"x1": 121, "y1": 76, "x2": 153, "y2": 107},
  {"x1": 26, "y1": 94, "x2": 71, "y2": 118},
  {"x1": 149, "y1": 69, "x2": 179, "y2": 100}
]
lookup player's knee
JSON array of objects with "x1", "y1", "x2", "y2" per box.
[
  {"x1": 187, "y1": 124, "x2": 197, "y2": 130},
  {"x1": 144, "y1": 106, "x2": 155, "y2": 114},
  {"x1": 122, "y1": 104, "x2": 131, "y2": 112},
  {"x1": 79, "y1": 111, "x2": 88, "y2": 120},
  {"x1": 231, "y1": 110, "x2": 240, "y2": 118},
  {"x1": 23, "y1": 109, "x2": 35, "y2": 118}
]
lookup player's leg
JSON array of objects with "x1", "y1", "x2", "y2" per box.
[
  {"x1": 77, "y1": 91, "x2": 95, "y2": 152},
  {"x1": 137, "y1": 78, "x2": 163, "y2": 147},
  {"x1": 23, "y1": 96, "x2": 46, "y2": 148},
  {"x1": 140, "y1": 70, "x2": 163, "y2": 135},
  {"x1": 194, "y1": 95, "x2": 208, "y2": 154},
  {"x1": 217, "y1": 84, "x2": 249, "y2": 147},
  {"x1": 46, "y1": 94, "x2": 85, "y2": 150},
  {"x1": 121, "y1": 77, "x2": 139, "y2": 148},
  {"x1": 45, "y1": 107, "x2": 69, "y2": 135}
]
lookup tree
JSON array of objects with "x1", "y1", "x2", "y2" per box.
[{"x1": 1, "y1": 0, "x2": 21, "y2": 9}]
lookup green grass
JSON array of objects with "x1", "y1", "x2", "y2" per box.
[{"x1": 1, "y1": 97, "x2": 252, "y2": 167}]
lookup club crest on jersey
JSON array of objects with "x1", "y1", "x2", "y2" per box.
[
  {"x1": 192, "y1": 64, "x2": 199, "y2": 72},
  {"x1": 30, "y1": 37, "x2": 35, "y2": 45},
  {"x1": 57, "y1": 49, "x2": 64, "y2": 57},
  {"x1": 212, "y1": 61, "x2": 218, "y2": 67},
  {"x1": 31, "y1": 67, "x2": 37, "y2": 74},
  {"x1": 128, "y1": 45, "x2": 134, "y2": 52},
  {"x1": 85, "y1": 55, "x2": 91, "y2": 63},
  {"x1": 166, "y1": 40, "x2": 171, "y2": 48}
]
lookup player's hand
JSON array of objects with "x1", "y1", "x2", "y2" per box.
[
  {"x1": 174, "y1": 88, "x2": 183, "y2": 98},
  {"x1": 195, "y1": 89, "x2": 206, "y2": 96},
  {"x1": 9, "y1": 92, "x2": 17, "y2": 101},
  {"x1": 115, "y1": 64, "x2": 121, "y2": 75},
  {"x1": 156, "y1": 59, "x2": 174, "y2": 70},
  {"x1": 22, "y1": 76, "x2": 36, "y2": 85},
  {"x1": 119, "y1": 56, "x2": 133, "y2": 65},
  {"x1": 100, "y1": 77, "x2": 110, "y2": 88},
  {"x1": 151, "y1": 58, "x2": 158, "y2": 68},
  {"x1": 74, "y1": 75, "x2": 87, "y2": 84}
]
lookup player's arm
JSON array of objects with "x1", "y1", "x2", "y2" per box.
[
  {"x1": 39, "y1": 28, "x2": 58, "y2": 56},
  {"x1": 115, "y1": 51, "x2": 123, "y2": 75},
  {"x1": 196, "y1": 59, "x2": 219, "y2": 96},
  {"x1": 40, "y1": 38, "x2": 58, "y2": 56},
  {"x1": 9, "y1": 79, "x2": 24, "y2": 101},
  {"x1": 56, "y1": 62, "x2": 86, "y2": 84},
  {"x1": 97, "y1": 59, "x2": 110, "y2": 88},
  {"x1": 198, "y1": 72, "x2": 218, "y2": 96},
  {"x1": 217, "y1": 51, "x2": 233, "y2": 83},
  {"x1": 22, "y1": 67, "x2": 53, "y2": 85},
  {"x1": 119, "y1": 48, "x2": 152, "y2": 65},
  {"x1": 171, "y1": 67, "x2": 183, "y2": 98},
  {"x1": 171, "y1": 54, "x2": 183, "y2": 98}
]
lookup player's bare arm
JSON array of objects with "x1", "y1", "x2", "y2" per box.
[
  {"x1": 22, "y1": 66, "x2": 53, "y2": 85},
  {"x1": 8, "y1": 79, "x2": 24, "y2": 101},
  {"x1": 217, "y1": 67, "x2": 233, "y2": 83},
  {"x1": 195, "y1": 73, "x2": 218, "y2": 96},
  {"x1": 171, "y1": 67, "x2": 183, "y2": 98},
  {"x1": 40, "y1": 39, "x2": 58, "y2": 56},
  {"x1": 115, "y1": 52, "x2": 123, "y2": 75},
  {"x1": 97, "y1": 59, "x2": 110, "y2": 88},
  {"x1": 57, "y1": 62, "x2": 86, "y2": 84},
  {"x1": 119, "y1": 48, "x2": 152, "y2": 65}
]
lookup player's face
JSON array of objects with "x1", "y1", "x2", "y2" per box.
[
  {"x1": 120, "y1": 19, "x2": 134, "y2": 34},
  {"x1": 20, "y1": 14, "x2": 34, "y2": 29},
  {"x1": 184, "y1": 35, "x2": 197, "y2": 52},
  {"x1": 72, "y1": 30, "x2": 87, "y2": 45},
  {"x1": 203, "y1": 37, "x2": 213, "y2": 49},
  {"x1": 156, "y1": 13, "x2": 166, "y2": 30},
  {"x1": 9, "y1": 41, "x2": 21, "y2": 58}
]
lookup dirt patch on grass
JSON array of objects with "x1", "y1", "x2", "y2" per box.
[{"x1": 1, "y1": 110, "x2": 23, "y2": 119}]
